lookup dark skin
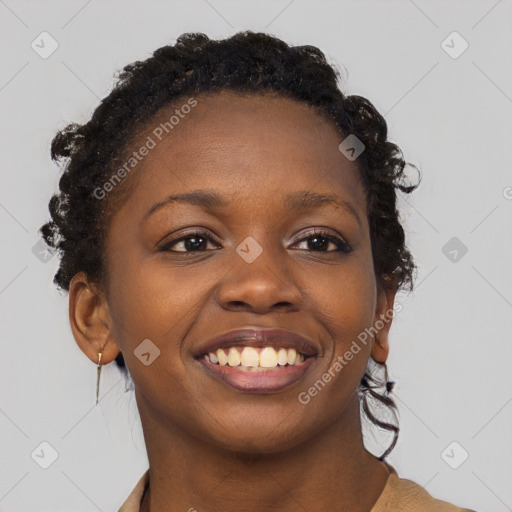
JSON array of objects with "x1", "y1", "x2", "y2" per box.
[{"x1": 69, "y1": 90, "x2": 397, "y2": 512}]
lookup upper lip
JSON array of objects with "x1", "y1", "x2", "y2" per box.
[{"x1": 194, "y1": 327, "x2": 319, "y2": 358}]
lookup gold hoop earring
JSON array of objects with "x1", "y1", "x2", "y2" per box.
[{"x1": 96, "y1": 352, "x2": 102, "y2": 405}]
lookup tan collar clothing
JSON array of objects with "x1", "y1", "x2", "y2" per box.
[{"x1": 118, "y1": 464, "x2": 477, "y2": 512}]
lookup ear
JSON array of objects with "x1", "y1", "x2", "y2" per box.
[
  {"x1": 370, "y1": 277, "x2": 398, "y2": 364},
  {"x1": 68, "y1": 272, "x2": 120, "y2": 365}
]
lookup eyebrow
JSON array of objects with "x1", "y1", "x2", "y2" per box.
[{"x1": 142, "y1": 189, "x2": 362, "y2": 227}]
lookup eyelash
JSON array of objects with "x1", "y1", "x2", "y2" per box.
[{"x1": 158, "y1": 229, "x2": 352, "y2": 254}]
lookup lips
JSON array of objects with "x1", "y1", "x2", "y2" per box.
[
  {"x1": 194, "y1": 327, "x2": 319, "y2": 359},
  {"x1": 193, "y1": 327, "x2": 319, "y2": 393}
]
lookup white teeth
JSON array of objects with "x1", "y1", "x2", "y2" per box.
[
  {"x1": 227, "y1": 347, "x2": 241, "y2": 367},
  {"x1": 206, "y1": 347, "x2": 308, "y2": 368},
  {"x1": 260, "y1": 347, "x2": 278, "y2": 367},
  {"x1": 277, "y1": 348, "x2": 288, "y2": 366},
  {"x1": 241, "y1": 347, "x2": 259, "y2": 367},
  {"x1": 217, "y1": 349, "x2": 228, "y2": 366}
]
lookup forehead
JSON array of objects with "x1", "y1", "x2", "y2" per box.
[
  {"x1": 115, "y1": 90, "x2": 366, "y2": 221},
  {"x1": 139, "y1": 90, "x2": 344, "y2": 159}
]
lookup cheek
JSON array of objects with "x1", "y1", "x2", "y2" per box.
[
  {"x1": 105, "y1": 257, "x2": 211, "y2": 377},
  {"x1": 105, "y1": 263, "x2": 195, "y2": 416},
  {"x1": 107, "y1": 252, "x2": 201, "y2": 335},
  {"x1": 307, "y1": 258, "x2": 376, "y2": 383},
  {"x1": 311, "y1": 256, "x2": 376, "y2": 343}
]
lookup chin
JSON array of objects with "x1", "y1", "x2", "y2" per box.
[{"x1": 202, "y1": 420, "x2": 313, "y2": 456}]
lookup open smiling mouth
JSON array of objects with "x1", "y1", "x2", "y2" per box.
[
  {"x1": 196, "y1": 346, "x2": 317, "y2": 392},
  {"x1": 203, "y1": 346, "x2": 308, "y2": 370}
]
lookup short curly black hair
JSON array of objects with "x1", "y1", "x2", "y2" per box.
[{"x1": 40, "y1": 30, "x2": 420, "y2": 460}]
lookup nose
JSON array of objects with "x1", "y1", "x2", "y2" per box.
[{"x1": 215, "y1": 237, "x2": 302, "y2": 314}]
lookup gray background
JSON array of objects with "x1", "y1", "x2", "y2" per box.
[{"x1": 1, "y1": 0, "x2": 511, "y2": 511}]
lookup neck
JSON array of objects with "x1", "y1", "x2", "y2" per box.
[{"x1": 138, "y1": 392, "x2": 390, "y2": 512}]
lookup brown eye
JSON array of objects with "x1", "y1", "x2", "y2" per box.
[
  {"x1": 159, "y1": 231, "x2": 218, "y2": 252},
  {"x1": 291, "y1": 229, "x2": 352, "y2": 253}
]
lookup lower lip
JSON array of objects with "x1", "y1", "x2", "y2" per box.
[{"x1": 197, "y1": 357, "x2": 316, "y2": 393}]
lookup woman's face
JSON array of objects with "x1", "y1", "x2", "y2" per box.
[{"x1": 84, "y1": 90, "x2": 395, "y2": 453}]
